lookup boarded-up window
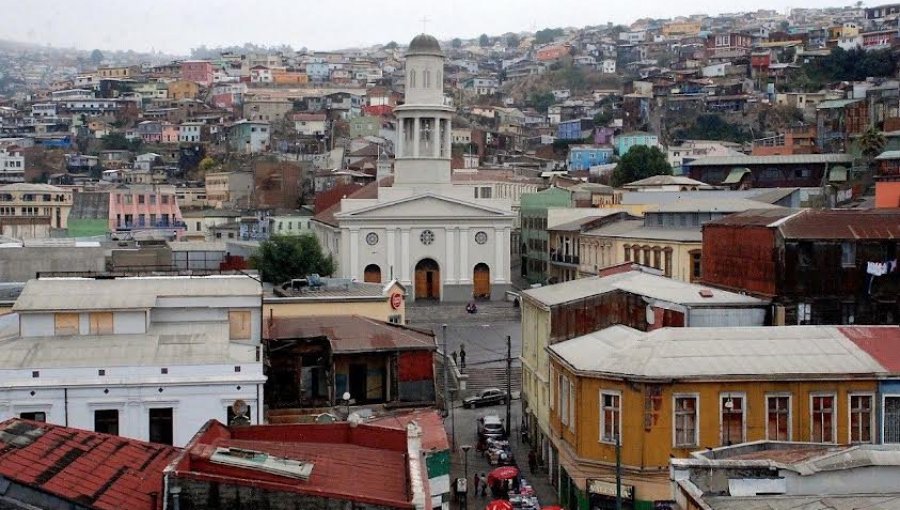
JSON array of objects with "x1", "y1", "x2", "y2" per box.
[
  {"x1": 55, "y1": 313, "x2": 80, "y2": 336},
  {"x1": 229, "y1": 310, "x2": 251, "y2": 340},
  {"x1": 89, "y1": 312, "x2": 114, "y2": 335}
]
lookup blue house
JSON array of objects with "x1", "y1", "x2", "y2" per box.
[
  {"x1": 557, "y1": 118, "x2": 594, "y2": 141},
  {"x1": 567, "y1": 145, "x2": 614, "y2": 170},
  {"x1": 616, "y1": 131, "x2": 660, "y2": 155},
  {"x1": 306, "y1": 62, "x2": 330, "y2": 81}
]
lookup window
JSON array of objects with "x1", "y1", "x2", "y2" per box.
[
  {"x1": 811, "y1": 394, "x2": 835, "y2": 443},
  {"x1": 55, "y1": 312, "x2": 80, "y2": 336},
  {"x1": 149, "y1": 194, "x2": 157, "y2": 205},
  {"x1": 600, "y1": 391, "x2": 621, "y2": 443},
  {"x1": 885, "y1": 396, "x2": 900, "y2": 443},
  {"x1": 229, "y1": 310, "x2": 252, "y2": 340},
  {"x1": 674, "y1": 395, "x2": 698, "y2": 447},
  {"x1": 161, "y1": 195, "x2": 169, "y2": 204},
  {"x1": 94, "y1": 409, "x2": 119, "y2": 435},
  {"x1": 568, "y1": 379, "x2": 575, "y2": 431},
  {"x1": 797, "y1": 303, "x2": 812, "y2": 325},
  {"x1": 689, "y1": 250, "x2": 702, "y2": 281},
  {"x1": 720, "y1": 394, "x2": 745, "y2": 445},
  {"x1": 226, "y1": 404, "x2": 253, "y2": 425},
  {"x1": 841, "y1": 242, "x2": 856, "y2": 267},
  {"x1": 138, "y1": 194, "x2": 145, "y2": 204},
  {"x1": 20, "y1": 411, "x2": 46, "y2": 422},
  {"x1": 849, "y1": 394, "x2": 873, "y2": 443},
  {"x1": 148, "y1": 408, "x2": 174, "y2": 445},
  {"x1": 125, "y1": 194, "x2": 133, "y2": 205},
  {"x1": 559, "y1": 374, "x2": 569, "y2": 426},
  {"x1": 766, "y1": 395, "x2": 791, "y2": 441},
  {"x1": 89, "y1": 312, "x2": 114, "y2": 335}
]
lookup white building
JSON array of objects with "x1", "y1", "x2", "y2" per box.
[
  {"x1": 0, "y1": 275, "x2": 265, "y2": 447},
  {"x1": 0, "y1": 147, "x2": 25, "y2": 183},
  {"x1": 601, "y1": 59, "x2": 616, "y2": 74},
  {"x1": 312, "y1": 34, "x2": 515, "y2": 302},
  {"x1": 179, "y1": 121, "x2": 203, "y2": 142}
]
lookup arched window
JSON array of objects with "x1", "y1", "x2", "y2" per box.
[
  {"x1": 423, "y1": 70, "x2": 431, "y2": 88},
  {"x1": 409, "y1": 69, "x2": 416, "y2": 88}
]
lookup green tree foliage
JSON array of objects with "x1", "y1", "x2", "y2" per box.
[
  {"x1": 451, "y1": 38, "x2": 462, "y2": 48},
  {"x1": 858, "y1": 126, "x2": 887, "y2": 159},
  {"x1": 90, "y1": 49, "x2": 104, "y2": 64},
  {"x1": 506, "y1": 34, "x2": 520, "y2": 48},
  {"x1": 384, "y1": 41, "x2": 398, "y2": 49},
  {"x1": 527, "y1": 92, "x2": 556, "y2": 113},
  {"x1": 100, "y1": 132, "x2": 141, "y2": 151},
  {"x1": 534, "y1": 28, "x2": 565, "y2": 45},
  {"x1": 479, "y1": 34, "x2": 491, "y2": 47},
  {"x1": 199, "y1": 156, "x2": 217, "y2": 172},
  {"x1": 790, "y1": 47, "x2": 900, "y2": 92},
  {"x1": 593, "y1": 110, "x2": 614, "y2": 127},
  {"x1": 610, "y1": 145, "x2": 672, "y2": 187},
  {"x1": 249, "y1": 234, "x2": 336, "y2": 285},
  {"x1": 673, "y1": 114, "x2": 752, "y2": 143}
]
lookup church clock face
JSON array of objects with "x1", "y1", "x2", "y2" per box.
[
  {"x1": 365, "y1": 232, "x2": 379, "y2": 246},
  {"x1": 420, "y1": 230, "x2": 435, "y2": 245},
  {"x1": 475, "y1": 231, "x2": 488, "y2": 245}
]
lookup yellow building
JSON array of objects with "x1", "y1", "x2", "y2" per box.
[
  {"x1": 661, "y1": 21, "x2": 702, "y2": 36},
  {"x1": 0, "y1": 183, "x2": 73, "y2": 238},
  {"x1": 547, "y1": 325, "x2": 893, "y2": 510},
  {"x1": 264, "y1": 279, "x2": 406, "y2": 324},
  {"x1": 520, "y1": 269, "x2": 770, "y2": 501},
  {"x1": 96, "y1": 66, "x2": 139, "y2": 79},
  {"x1": 167, "y1": 80, "x2": 201, "y2": 101}
]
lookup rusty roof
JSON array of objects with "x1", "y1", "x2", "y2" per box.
[
  {"x1": 703, "y1": 208, "x2": 798, "y2": 227},
  {"x1": 777, "y1": 208, "x2": 900, "y2": 239},
  {"x1": 311, "y1": 177, "x2": 389, "y2": 227},
  {"x1": 265, "y1": 315, "x2": 436, "y2": 353},
  {"x1": 0, "y1": 419, "x2": 178, "y2": 510},
  {"x1": 840, "y1": 326, "x2": 900, "y2": 372}
]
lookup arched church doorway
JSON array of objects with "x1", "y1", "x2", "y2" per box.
[
  {"x1": 473, "y1": 263, "x2": 491, "y2": 300},
  {"x1": 414, "y1": 258, "x2": 440, "y2": 300},
  {"x1": 363, "y1": 264, "x2": 381, "y2": 283}
]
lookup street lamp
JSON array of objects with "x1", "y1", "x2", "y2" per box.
[
  {"x1": 724, "y1": 396, "x2": 734, "y2": 446},
  {"x1": 343, "y1": 391, "x2": 351, "y2": 418},
  {"x1": 461, "y1": 444, "x2": 472, "y2": 502}
]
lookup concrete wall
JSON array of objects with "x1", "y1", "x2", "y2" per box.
[{"x1": 0, "y1": 246, "x2": 106, "y2": 281}]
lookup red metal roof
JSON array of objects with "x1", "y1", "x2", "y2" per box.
[
  {"x1": 840, "y1": 326, "x2": 900, "y2": 371},
  {"x1": 0, "y1": 419, "x2": 179, "y2": 510},
  {"x1": 266, "y1": 315, "x2": 436, "y2": 353},
  {"x1": 703, "y1": 208, "x2": 797, "y2": 227},
  {"x1": 778, "y1": 209, "x2": 900, "y2": 239},
  {"x1": 367, "y1": 409, "x2": 449, "y2": 452},
  {"x1": 171, "y1": 420, "x2": 414, "y2": 508}
]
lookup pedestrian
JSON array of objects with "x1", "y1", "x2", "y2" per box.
[
  {"x1": 472, "y1": 472, "x2": 480, "y2": 497},
  {"x1": 459, "y1": 344, "x2": 467, "y2": 369},
  {"x1": 528, "y1": 449, "x2": 537, "y2": 474},
  {"x1": 451, "y1": 349, "x2": 458, "y2": 367},
  {"x1": 480, "y1": 473, "x2": 487, "y2": 497}
]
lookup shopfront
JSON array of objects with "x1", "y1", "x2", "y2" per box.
[{"x1": 588, "y1": 479, "x2": 634, "y2": 510}]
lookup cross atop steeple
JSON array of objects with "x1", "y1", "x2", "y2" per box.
[{"x1": 420, "y1": 15, "x2": 431, "y2": 33}]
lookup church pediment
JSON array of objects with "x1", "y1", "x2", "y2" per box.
[{"x1": 335, "y1": 194, "x2": 513, "y2": 220}]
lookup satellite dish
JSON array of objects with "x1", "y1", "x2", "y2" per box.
[
  {"x1": 231, "y1": 399, "x2": 249, "y2": 417},
  {"x1": 646, "y1": 305, "x2": 655, "y2": 325}
]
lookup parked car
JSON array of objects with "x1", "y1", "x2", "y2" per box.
[
  {"x1": 477, "y1": 414, "x2": 506, "y2": 439},
  {"x1": 463, "y1": 387, "x2": 507, "y2": 409}
]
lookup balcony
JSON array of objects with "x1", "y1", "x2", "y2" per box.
[{"x1": 549, "y1": 252, "x2": 580, "y2": 266}]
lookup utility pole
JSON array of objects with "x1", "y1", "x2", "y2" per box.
[
  {"x1": 615, "y1": 433, "x2": 622, "y2": 510},
  {"x1": 442, "y1": 324, "x2": 456, "y2": 449},
  {"x1": 506, "y1": 335, "x2": 512, "y2": 437}
]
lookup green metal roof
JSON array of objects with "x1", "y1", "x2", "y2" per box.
[{"x1": 722, "y1": 168, "x2": 751, "y2": 185}]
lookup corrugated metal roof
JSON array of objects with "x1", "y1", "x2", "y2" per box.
[
  {"x1": 623, "y1": 175, "x2": 711, "y2": 188},
  {"x1": 722, "y1": 167, "x2": 751, "y2": 184},
  {"x1": 840, "y1": 326, "x2": 900, "y2": 371},
  {"x1": 13, "y1": 275, "x2": 261, "y2": 312},
  {"x1": 266, "y1": 315, "x2": 436, "y2": 353},
  {"x1": 655, "y1": 198, "x2": 783, "y2": 213},
  {"x1": 606, "y1": 227, "x2": 702, "y2": 242},
  {"x1": 777, "y1": 209, "x2": 900, "y2": 239},
  {"x1": 0, "y1": 419, "x2": 179, "y2": 510},
  {"x1": 167, "y1": 241, "x2": 228, "y2": 252},
  {"x1": 522, "y1": 270, "x2": 766, "y2": 308},
  {"x1": 704, "y1": 495, "x2": 900, "y2": 509},
  {"x1": 687, "y1": 154, "x2": 854, "y2": 166},
  {"x1": 875, "y1": 150, "x2": 900, "y2": 160},
  {"x1": 549, "y1": 325, "x2": 895, "y2": 379},
  {"x1": 619, "y1": 189, "x2": 800, "y2": 206}
]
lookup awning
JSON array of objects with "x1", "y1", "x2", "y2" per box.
[
  {"x1": 828, "y1": 165, "x2": 848, "y2": 182},
  {"x1": 722, "y1": 167, "x2": 751, "y2": 185}
]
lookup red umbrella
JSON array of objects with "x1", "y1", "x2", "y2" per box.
[
  {"x1": 485, "y1": 500, "x2": 513, "y2": 510},
  {"x1": 487, "y1": 465, "x2": 519, "y2": 485}
]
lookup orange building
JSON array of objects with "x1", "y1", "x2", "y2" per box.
[
  {"x1": 874, "y1": 150, "x2": 900, "y2": 207},
  {"x1": 536, "y1": 44, "x2": 571, "y2": 62},
  {"x1": 272, "y1": 69, "x2": 309, "y2": 85}
]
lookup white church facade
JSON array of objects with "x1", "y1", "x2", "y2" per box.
[{"x1": 312, "y1": 34, "x2": 515, "y2": 302}]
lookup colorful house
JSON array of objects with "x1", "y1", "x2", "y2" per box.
[
  {"x1": 615, "y1": 131, "x2": 660, "y2": 155},
  {"x1": 547, "y1": 325, "x2": 900, "y2": 510},
  {"x1": 567, "y1": 145, "x2": 614, "y2": 171}
]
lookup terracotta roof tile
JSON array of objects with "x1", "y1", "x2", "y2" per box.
[{"x1": 311, "y1": 177, "x2": 390, "y2": 227}]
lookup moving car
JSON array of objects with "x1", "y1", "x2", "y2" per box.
[
  {"x1": 463, "y1": 387, "x2": 507, "y2": 409},
  {"x1": 477, "y1": 414, "x2": 506, "y2": 439}
]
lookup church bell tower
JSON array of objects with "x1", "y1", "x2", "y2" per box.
[{"x1": 393, "y1": 34, "x2": 454, "y2": 185}]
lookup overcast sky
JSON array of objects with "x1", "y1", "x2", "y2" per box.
[{"x1": 3, "y1": 0, "x2": 852, "y2": 55}]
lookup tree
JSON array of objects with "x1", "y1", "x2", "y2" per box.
[
  {"x1": 249, "y1": 234, "x2": 336, "y2": 285},
  {"x1": 199, "y1": 156, "x2": 217, "y2": 172},
  {"x1": 506, "y1": 33, "x2": 520, "y2": 48},
  {"x1": 527, "y1": 92, "x2": 555, "y2": 113},
  {"x1": 534, "y1": 28, "x2": 564, "y2": 45},
  {"x1": 858, "y1": 127, "x2": 886, "y2": 160},
  {"x1": 451, "y1": 38, "x2": 462, "y2": 48},
  {"x1": 673, "y1": 114, "x2": 751, "y2": 143},
  {"x1": 90, "y1": 49, "x2": 104, "y2": 64},
  {"x1": 100, "y1": 132, "x2": 130, "y2": 150},
  {"x1": 479, "y1": 34, "x2": 491, "y2": 47},
  {"x1": 610, "y1": 145, "x2": 672, "y2": 187},
  {"x1": 593, "y1": 110, "x2": 614, "y2": 127},
  {"x1": 384, "y1": 41, "x2": 398, "y2": 49}
]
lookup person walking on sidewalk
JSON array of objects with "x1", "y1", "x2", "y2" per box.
[
  {"x1": 472, "y1": 473, "x2": 480, "y2": 498},
  {"x1": 459, "y1": 344, "x2": 467, "y2": 369}
]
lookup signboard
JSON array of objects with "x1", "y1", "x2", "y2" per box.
[
  {"x1": 455, "y1": 477, "x2": 467, "y2": 493},
  {"x1": 588, "y1": 479, "x2": 634, "y2": 500},
  {"x1": 390, "y1": 293, "x2": 403, "y2": 310}
]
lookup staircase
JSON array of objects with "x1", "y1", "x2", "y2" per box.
[{"x1": 462, "y1": 365, "x2": 522, "y2": 397}]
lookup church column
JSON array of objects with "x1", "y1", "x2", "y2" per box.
[
  {"x1": 349, "y1": 229, "x2": 360, "y2": 280},
  {"x1": 459, "y1": 227, "x2": 469, "y2": 283},
  {"x1": 446, "y1": 227, "x2": 456, "y2": 283},
  {"x1": 396, "y1": 118, "x2": 404, "y2": 158},
  {"x1": 444, "y1": 117, "x2": 452, "y2": 159},
  {"x1": 387, "y1": 228, "x2": 397, "y2": 280},
  {"x1": 413, "y1": 117, "x2": 420, "y2": 158},
  {"x1": 401, "y1": 228, "x2": 411, "y2": 283},
  {"x1": 433, "y1": 118, "x2": 441, "y2": 158},
  {"x1": 495, "y1": 227, "x2": 506, "y2": 283}
]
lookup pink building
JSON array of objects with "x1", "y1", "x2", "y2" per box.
[
  {"x1": 161, "y1": 122, "x2": 179, "y2": 143},
  {"x1": 181, "y1": 60, "x2": 214, "y2": 87},
  {"x1": 109, "y1": 185, "x2": 186, "y2": 237}
]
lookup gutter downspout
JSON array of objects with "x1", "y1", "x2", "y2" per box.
[{"x1": 64, "y1": 388, "x2": 68, "y2": 426}]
